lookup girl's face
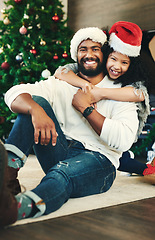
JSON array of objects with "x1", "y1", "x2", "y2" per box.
[{"x1": 106, "y1": 51, "x2": 130, "y2": 80}]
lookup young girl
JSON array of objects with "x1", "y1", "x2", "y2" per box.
[{"x1": 54, "y1": 21, "x2": 155, "y2": 184}]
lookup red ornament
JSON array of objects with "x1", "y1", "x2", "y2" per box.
[
  {"x1": 30, "y1": 49, "x2": 37, "y2": 55},
  {"x1": 62, "y1": 52, "x2": 68, "y2": 58},
  {"x1": 14, "y1": 0, "x2": 22, "y2": 3},
  {"x1": 52, "y1": 14, "x2": 59, "y2": 22},
  {"x1": 19, "y1": 26, "x2": 27, "y2": 35},
  {"x1": 0, "y1": 116, "x2": 5, "y2": 124},
  {"x1": 1, "y1": 61, "x2": 10, "y2": 70},
  {"x1": 53, "y1": 54, "x2": 58, "y2": 60}
]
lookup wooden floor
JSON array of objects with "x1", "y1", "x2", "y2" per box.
[{"x1": 0, "y1": 197, "x2": 154, "y2": 240}]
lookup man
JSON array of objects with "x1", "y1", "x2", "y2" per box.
[{"x1": 0, "y1": 27, "x2": 139, "y2": 227}]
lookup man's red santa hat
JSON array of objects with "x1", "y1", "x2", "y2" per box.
[{"x1": 109, "y1": 21, "x2": 142, "y2": 57}]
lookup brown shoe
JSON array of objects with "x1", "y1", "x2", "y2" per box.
[
  {"x1": 7, "y1": 166, "x2": 21, "y2": 195},
  {"x1": 0, "y1": 143, "x2": 18, "y2": 228}
]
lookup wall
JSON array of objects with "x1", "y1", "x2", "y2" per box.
[
  {"x1": 68, "y1": 0, "x2": 155, "y2": 32},
  {"x1": 0, "y1": 0, "x2": 5, "y2": 19},
  {"x1": 0, "y1": 0, "x2": 68, "y2": 19}
]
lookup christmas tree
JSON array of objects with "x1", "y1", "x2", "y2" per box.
[
  {"x1": 0, "y1": 0, "x2": 73, "y2": 141},
  {"x1": 132, "y1": 123, "x2": 155, "y2": 157}
]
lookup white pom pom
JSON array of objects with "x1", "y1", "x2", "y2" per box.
[{"x1": 41, "y1": 69, "x2": 51, "y2": 78}]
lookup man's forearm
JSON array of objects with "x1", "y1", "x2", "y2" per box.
[
  {"x1": 11, "y1": 93, "x2": 39, "y2": 114},
  {"x1": 11, "y1": 93, "x2": 58, "y2": 146},
  {"x1": 72, "y1": 89, "x2": 106, "y2": 136},
  {"x1": 84, "y1": 108, "x2": 105, "y2": 135}
]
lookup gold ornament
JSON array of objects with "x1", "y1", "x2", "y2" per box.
[
  {"x1": 40, "y1": 39, "x2": 46, "y2": 46},
  {"x1": 3, "y1": 17, "x2": 11, "y2": 25}
]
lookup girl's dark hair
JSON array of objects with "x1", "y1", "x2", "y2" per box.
[{"x1": 101, "y1": 43, "x2": 149, "y2": 88}]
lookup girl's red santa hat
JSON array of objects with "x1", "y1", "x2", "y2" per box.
[{"x1": 109, "y1": 21, "x2": 142, "y2": 57}]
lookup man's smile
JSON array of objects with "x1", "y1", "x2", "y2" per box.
[{"x1": 85, "y1": 60, "x2": 96, "y2": 65}]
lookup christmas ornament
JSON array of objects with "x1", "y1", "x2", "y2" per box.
[
  {"x1": 30, "y1": 49, "x2": 37, "y2": 55},
  {"x1": 53, "y1": 54, "x2": 58, "y2": 60},
  {"x1": 41, "y1": 69, "x2": 51, "y2": 78},
  {"x1": 3, "y1": 17, "x2": 11, "y2": 25},
  {"x1": 40, "y1": 39, "x2": 46, "y2": 46},
  {"x1": 16, "y1": 54, "x2": 23, "y2": 62},
  {"x1": 14, "y1": 0, "x2": 22, "y2": 3},
  {"x1": 62, "y1": 52, "x2": 68, "y2": 58},
  {"x1": 52, "y1": 14, "x2": 59, "y2": 22},
  {"x1": 19, "y1": 26, "x2": 27, "y2": 35},
  {"x1": 0, "y1": 116, "x2": 5, "y2": 124},
  {"x1": 1, "y1": 61, "x2": 10, "y2": 70}
]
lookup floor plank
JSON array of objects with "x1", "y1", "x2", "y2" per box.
[{"x1": 0, "y1": 197, "x2": 155, "y2": 240}]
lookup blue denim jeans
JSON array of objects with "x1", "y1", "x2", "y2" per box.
[{"x1": 6, "y1": 96, "x2": 116, "y2": 215}]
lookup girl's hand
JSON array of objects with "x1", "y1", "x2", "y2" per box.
[
  {"x1": 54, "y1": 67, "x2": 65, "y2": 80},
  {"x1": 81, "y1": 81, "x2": 93, "y2": 92}
]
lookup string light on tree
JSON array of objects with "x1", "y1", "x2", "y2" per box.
[
  {"x1": 1, "y1": 8, "x2": 6, "y2": 16},
  {"x1": 56, "y1": 40, "x2": 62, "y2": 45},
  {"x1": 0, "y1": 48, "x2": 4, "y2": 54},
  {"x1": 23, "y1": 13, "x2": 29, "y2": 19}
]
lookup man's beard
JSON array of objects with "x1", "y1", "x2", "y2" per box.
[{"x1": 78, "y1": 57, "x2": 103, "y2": 77}]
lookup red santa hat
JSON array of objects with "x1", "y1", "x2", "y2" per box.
[
  {"x1": 70, "y1": 27, "x2": 107, "y2": 61},
  {"x1": 109, "y1": 21, "x2": 142, "y2": 57}
]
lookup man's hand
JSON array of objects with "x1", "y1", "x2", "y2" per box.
[
  {"x1": 72, "y1": 87, "x2": 105, "y2": 135},
  {"x1": 72, "y1": 87, "x2": 93, "y2": 113},
  {"x1": 31, "y1": 106, "x2": 58, "y2": 146},
  {"x1": 11, "y1": 93, "x2": 58, "y2": 146}
]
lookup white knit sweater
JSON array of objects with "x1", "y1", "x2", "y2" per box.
[{"x1": 5, "y1": 76, "x2": 139, "y2": 169}]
